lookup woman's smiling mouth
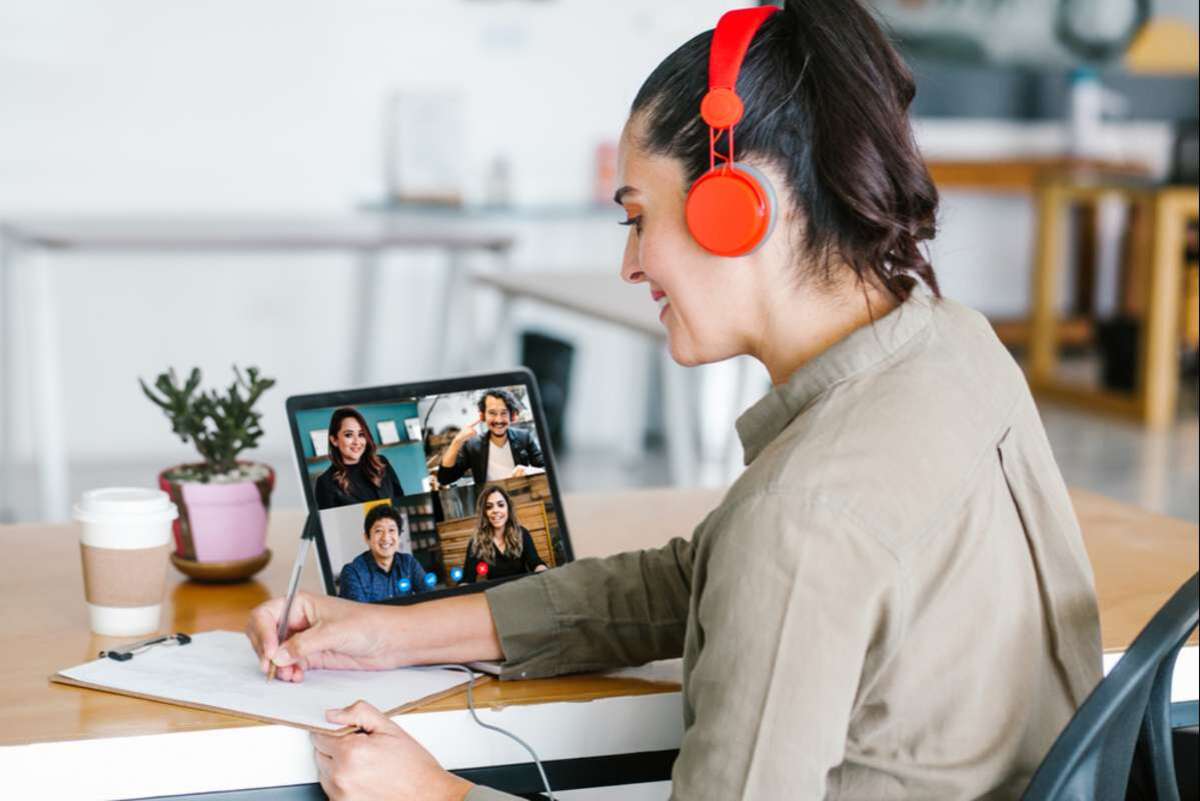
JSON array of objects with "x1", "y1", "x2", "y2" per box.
[{"x1": 652, "y1": 289, "x2": 670, "y2": 320}]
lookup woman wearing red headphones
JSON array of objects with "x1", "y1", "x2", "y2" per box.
[{"x1": 250, "y1": 2, "x2": 1101, "y2": 798}]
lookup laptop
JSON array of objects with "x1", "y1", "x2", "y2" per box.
[{"x1": 285, "y1": 368, "x2": 575, "y2": 674}]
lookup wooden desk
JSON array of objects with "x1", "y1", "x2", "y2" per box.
[{"x1": 2, "y1": 487, "x2": 1196, "y2": 799}]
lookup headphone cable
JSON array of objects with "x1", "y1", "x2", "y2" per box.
[{"x1": 420, "y1": 664, "x2": 556, "y2": 800}]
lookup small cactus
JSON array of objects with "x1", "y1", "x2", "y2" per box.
[{"x1": 140, "y1": 365, "x2": 275, "y2": 479}]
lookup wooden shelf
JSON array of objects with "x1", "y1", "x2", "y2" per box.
[
  {"x1": 992, "y1": 316, "x2": 1094, "y2": 350},
  {"x1": 927, "y1": 158, "x2": 1150, "y2": 194}
]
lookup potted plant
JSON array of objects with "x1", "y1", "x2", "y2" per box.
[{"x1": 140, "y1": 365, "x2": 277, "y2": 582}]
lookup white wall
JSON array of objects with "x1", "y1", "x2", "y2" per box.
[
  {"x1": 0, "y1": 1, "x2": 735, "y2": 211},
  {"x1": 0, "y1": 1, "x2": 1181, "y2": 474},
  {"x1": 0, "y1": 0, "x2": 730, "y2": 468}
]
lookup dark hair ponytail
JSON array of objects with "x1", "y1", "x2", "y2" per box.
[{"x1": 630, "y1": 0, "x2": 939, "y2": 300}]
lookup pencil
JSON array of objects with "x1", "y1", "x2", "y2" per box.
[{"x1": 268, "y1": 517, "x2": 315, "y2": 684}]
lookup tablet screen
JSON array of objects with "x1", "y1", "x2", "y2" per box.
[{"x1": 286, "y1": 371, "x2": 572, "y2": 604}]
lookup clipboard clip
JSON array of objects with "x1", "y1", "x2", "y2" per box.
[{"x1": 99, "y1": 632, "x2": 192, "y2": 662}]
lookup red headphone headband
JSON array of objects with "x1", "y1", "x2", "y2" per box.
[{"x1": 700, "y1": 6, "x2": 779, "y2": 129}]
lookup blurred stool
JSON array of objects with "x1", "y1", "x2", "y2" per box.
[{"x1": 1028, "y1": 179, "x2": 1199, "y2": 427}]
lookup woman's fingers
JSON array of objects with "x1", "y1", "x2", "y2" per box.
[
  {"x1": 246, "y1": 596, "x2": 287, "y2": 670},
  {"x1": 310, "y1": 699, "x2": 460, "y2": 801},
  {"x1": 250, "y1": 593, "x2": 393, "y2": 680},
  {"x1": 272, "y1": 603, "x2": 341, "y2": 668},
  {"x1": 324, "y1": 700, "x2": 399, "y2": 735},
  {"x1": 311, "y1": 730, "x2": 341, "y2": 758},
  {"x1": 312, "y1": 745, "x2": 337, "y2": 798},
  {"x1": 247, "y1": 591, "x2": 324, "y2": 671}
]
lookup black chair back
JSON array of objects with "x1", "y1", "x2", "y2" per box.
[{"x1": 1022, "y1": 572, "x2": 1198, "y2": 801}]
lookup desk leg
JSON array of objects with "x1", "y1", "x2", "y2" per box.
[
  {"x1": 661, "y1": 349, "x2": 696, "y2": 487},
  {"x1": 29, "y1": 249, "x2": 69, "y2": 521},
  {"x1": 0, "y1": 233, "x2": 16, "y2": 521},
  {"x1": 351, "y1": 248, "x2": 381, "y2": 387}
]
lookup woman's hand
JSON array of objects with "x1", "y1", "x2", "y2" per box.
[
  {"x1": 246, "y1": 591, "x2": 401, "y2": 682},
  {"x1": 249, "y1": 591, "x2": 505, "y2": 681},
  {"x1": 312, "y1": 701, "x2": 472, "y2": 801}
]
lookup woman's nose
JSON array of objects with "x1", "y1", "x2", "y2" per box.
[{"x1": 620, "y1": 233, "x2": 644, "y2": 285}]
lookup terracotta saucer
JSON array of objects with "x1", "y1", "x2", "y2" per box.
[{"x1": 171, "y1": 549, "x2": 272, "y2": 583}]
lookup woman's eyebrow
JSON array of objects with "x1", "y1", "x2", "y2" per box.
[{"x1": 613, "y1": 186, "x2": 638, "y2": 205}]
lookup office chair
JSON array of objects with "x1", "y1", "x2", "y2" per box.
[{"x1": 1022, "y1": 571, "x2": 1199, "y2": 801}]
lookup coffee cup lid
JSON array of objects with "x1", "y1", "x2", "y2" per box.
[{"x1": 74, "y1": 487, "x2": 178, "y2": 523}]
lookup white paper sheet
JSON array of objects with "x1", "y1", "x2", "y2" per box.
[
  {"x1": 55, "y1": 630, "x2": 471, "y2": 731},
  {"x1": 376, "y1": 419, "x2": 400, "y2": 445}
]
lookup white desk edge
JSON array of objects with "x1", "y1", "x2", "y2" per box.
[{"x1": 6, "y1": 646, "x2": 1197, "y2": 800}]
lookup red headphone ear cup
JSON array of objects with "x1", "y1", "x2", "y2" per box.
[
  {"x1": 730, "y1": 161, "x2": 778, "y2": 248},
  {"x1": 685, "y1": 162, "x2": 777, "y2": 257}
]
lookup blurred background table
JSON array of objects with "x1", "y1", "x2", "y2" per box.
[{"x1": 0, "y1": 216, "x2": 514, "y2": 524}]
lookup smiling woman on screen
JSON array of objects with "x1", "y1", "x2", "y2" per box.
[
  {"x1": 248, "y1": 3, "x2": 1101, "y2": 799},
  {"x1": 462, "y1": 485, "x2": 548, "y2": 583},
  {"x1": 314, "y1": 407, "x2": 406, "y2": 509}
]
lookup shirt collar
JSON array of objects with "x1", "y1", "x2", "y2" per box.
[{"x1": 735, "y1": 287, "x2": 935, "y2": 466}]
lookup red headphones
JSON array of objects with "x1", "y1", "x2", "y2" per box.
[{"x1": 685, "y1": 6, "x2": 780, "y2": 257}]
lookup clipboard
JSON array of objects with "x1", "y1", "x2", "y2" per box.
[{"x1": 51, "y1": 630, "x2": 481, "y2": 734}]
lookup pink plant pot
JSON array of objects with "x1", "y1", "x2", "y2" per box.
[{"x1": 159, "y1": 463, "x2": 274, "y2": 582}]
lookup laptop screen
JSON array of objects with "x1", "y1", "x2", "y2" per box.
[{"x1": 286, "y1": 369, "x2": 573, "y2": 605}]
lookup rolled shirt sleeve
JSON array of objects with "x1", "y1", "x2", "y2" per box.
[{"x1": 483, "y1": 536, "x2": 694, "y2": 680}]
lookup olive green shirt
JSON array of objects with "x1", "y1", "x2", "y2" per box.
[{"x1": 467, "y1": 290, "x2": 1102, "y2": 800}]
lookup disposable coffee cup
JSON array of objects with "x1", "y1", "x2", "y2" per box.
[{"x1": 73, "y1": 488, "x2": 178, "y2": 636}]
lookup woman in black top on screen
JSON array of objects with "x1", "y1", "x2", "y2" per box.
[
  {"x1": 314, "y1": 408, "x2": 405, "y2": 509},
  {"x1": 463, "y1": 485, "x2": 548, "y2": 583}
]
